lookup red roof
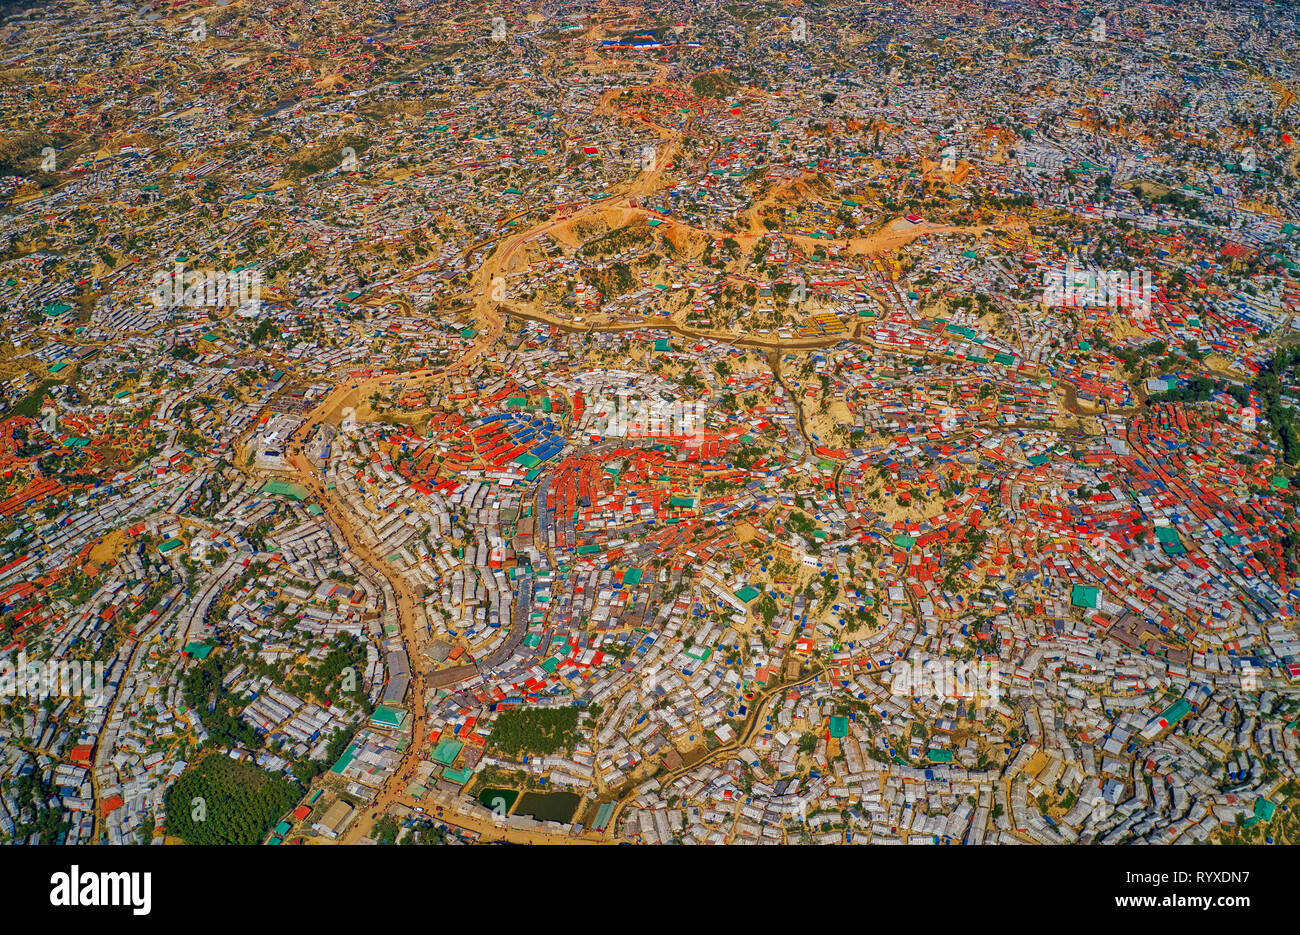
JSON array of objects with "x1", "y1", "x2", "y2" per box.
[{"x1": 70, "y1": 744, "x2": 94, "y2": 765}]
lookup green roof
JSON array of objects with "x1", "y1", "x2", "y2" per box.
[
  {"x1": 260, "y1": 480, "x2": 309, "y2": 501},
  {"x1": 441, "y1": 766, "x2": 474, "y2": 784},
  {"x1": 1155, "y1": 526, "x2": 1186, "y2": 555},
  {"x1": 1160, "y1": 698, "x2": 1192, "y2": 726},
  {"x1": 330, "y1": 743, "x2": 358, "y2": 774},
  {"x1": 431, "y1": 738, "x2": 463, "y2": 766},
  {"x1": 370, "y1": 706, "x2": 409, "y2": 730},
  {"x1": 1071, "y1": 585, "x2": 1100, "y2": 609},
  {"x1": 736, "y1": 585, "x2": 760, "y2": 603},
  {"x1": 829, "y1": 716, "x2": 849, "y2": 739},
  {"x1": 183, "y1": 641, "x2": 212, "y2": 659}
]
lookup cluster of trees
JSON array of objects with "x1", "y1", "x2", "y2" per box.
[
  {"x1": 588, "y1": 262, "x2": 636, "y2": 299},
  {"x1": 1111, "y1": 339, "x2": 1167, "y2": 370},
  {"x1": 703, "y1": 237, "x2": 741, "y2": 268},
  {"x1": 1151, "y1": 374, "x2": 1216, "y2": 404},
  {"x1": 0, "y1": 129, "x2": 70, "y2": 190},
  {"x1": 579, "y1": 223, "x2": 652, "y2": 259},
  {"x1": 690, "y1": 72, "x2": 738, "y2": 99},
  {"x1": 786, "y1": 509, "x2": 818, "y2": 538},
  {"x1": 4, "y1": 773, "x2": 70, "y2": 843},
  {"x1": 372, "y1": 814, "x2": 401, "y2": 844},
  {"x1": 162, "y1": 755, "x2": 302, "y2": 845},
  {"x1": 488, "y1": 706, "x2": 581, "y2": 757},
  {"x1": 8, "y1": 379, "x2": 57, "y2": 420},
  {"x1": 181, "y1": 652, "x2": 260, "y2": 750},
  {"x1": 947, "y1": 292, "x2": 999, "y2": 317},
  {"x1": 283, "y1": 134, "x2": 370, "y2": 180},
  {"x1": 942, "y1": 527, "x2": 989, "y2": 594},
  {"x1": 1138, "y1": 187, "x2": 1209, "y2": 220},
  {"x1": 250, "y1": 319, "x2": 279, "y2": 345},
  {"x1": 290, "y1": 726, "x2": 356, "y2": 787},
  {"x1": 1254, "y1": 347, "x2": 1300, "y2": 464},
  {"x1": 286, "y1": 633, "x2": 367, "y2": 709}
]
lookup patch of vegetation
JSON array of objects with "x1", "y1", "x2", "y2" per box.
[
  {"x1": 284, "y1": 134, "x2": 370, "y2": 180},
  {"x1": 488, "y1": 706, "x2": 581, "y2": 757},
  {"x1": 1254, "y1": 347, "x2": 1300, "y2": 464},
  {"x1": 162, "y1": 754, "x2": 302, "y2": 845},
  {"x1": 690, "y1": 71, "x2": 739, "y2": 100},
  {"x1": 4, "y1": 772, "x2": 71, "y2": 843},
  {"x1": 588, "y1": 262, "x2": 637, "y2": 299},
  {"x1": 1151, "y1": 375, "x2": 1215, "y2": 405},
  {"x1": 286, "y1": 633, "x2": 367, "y2": 709},
  {"x1": 579, "y1": 222, "x2": 653, "y2": 259},
  {"x1": 181, "y1": 652, "x2": 260, "y2": 751},
  {"x1": 372, "y1": 814, "x2": 401, "y2": 844},
  {"x1": 6, "y1": 379, "x2": 56, "y2": 418}
]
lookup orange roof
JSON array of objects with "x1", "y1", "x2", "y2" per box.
[{"x1": 70, "y1": 744, "x2": 94, "y2": 765}]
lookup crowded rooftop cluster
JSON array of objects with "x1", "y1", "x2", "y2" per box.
[{"x1": 0, "y1": 0, "x2": 1298, "y2": 846}]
